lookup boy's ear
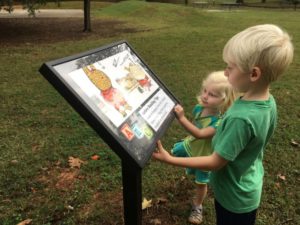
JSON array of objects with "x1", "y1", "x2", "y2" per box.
[{"x1": 250, "y1": 67, "x2": 262, "y2": 82}]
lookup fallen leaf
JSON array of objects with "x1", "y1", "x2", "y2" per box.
[
  {"x1": 10, "y1": 159, "x2": 18, "y2": 164},
  {"x1": 68, "y1": 156, "x2": 85, "y2": 168},
  {"x1": 41, "y1": 109, "x2": 48, "y2": 115},
  {"x1": 277, "y1": 174, "x2": 286, "y2": 181},
  {"x1": 156, "y1": 197, "x2": 168, "y2": 204},
  {"x1": 31, "y1": 187, "x2": 37, "y2": 193},
  {"x1": 2, "y1": 199, "x2": 11, "y2": 203},
  {"x1": 142, "y1": 198, "x2": 152, "y2": 210},
  {"x1": 31, "y1": 143, "x2": 40, "y2": 152},
  {"x1": 91, "y1": 155, "x2": 100, "y2": 160},
  {"x1": 150, "y1": 218, "x2": 162, "y2": 225},
  {"x1": 290, "y1": 139, "x2": 299, "y2": 147},
  {"x1": 66, "y1": 205, "x2": 74, "y2": 210},
  {"x1": 17, "y1": 219, "x2": 32, "y2": 225}
]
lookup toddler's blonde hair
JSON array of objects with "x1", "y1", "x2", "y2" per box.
[
  {"x1": 198, "y1": 71, "x2": 237, "y2": 114},
  {"x1": 223, "y1": 24, "x2": 294, "y2": 83}
]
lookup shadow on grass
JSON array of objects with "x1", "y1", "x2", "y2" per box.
[{"x1": 0, "y1": 18, "x2": 141, "y2": 46}]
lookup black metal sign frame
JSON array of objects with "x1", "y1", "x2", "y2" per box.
[{"x1": 39, "y1": 40, "x2": 178, "y2": 169}]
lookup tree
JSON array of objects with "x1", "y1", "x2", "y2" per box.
[
  {"x1": 290, "y1": 0, "x2": 299, "y2": 10},
  {"x1": 83, "y1": 0, "x2": 91, "y2": 32}
]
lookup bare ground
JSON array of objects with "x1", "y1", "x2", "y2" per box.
[{"x1": 0, "y1": 17, "x2": 139, "y2": 46}]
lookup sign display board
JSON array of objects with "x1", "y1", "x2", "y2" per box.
[{"x1": 39, "y1": 41, "x2": 178, "y2": 168}]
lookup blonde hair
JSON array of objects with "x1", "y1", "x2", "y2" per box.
[
  {"x1": 223, "y1": 24, "x2": 294, "y2": 83},
  {"x1": 198, "y1": 71, "x2": 237, "y2": 114}
]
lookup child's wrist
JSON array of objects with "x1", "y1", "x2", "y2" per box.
[{"x1": 178, "y1": 116, "x2": 186, "y2": 123}]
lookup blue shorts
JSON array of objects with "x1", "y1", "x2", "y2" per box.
[{"x1": 171, "y1": 141, "x2": 210, "y2": 184}]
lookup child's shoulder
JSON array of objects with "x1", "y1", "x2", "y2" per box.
[
  {"x1": 225, "y1": 96, "x2": 277, "y2": 120},
  {"x1": 192, "y1": 104, "x2": 203, "y2": 115},
  {"x1": 194, "y1": 104, "x2": 203, "y2": 110}
]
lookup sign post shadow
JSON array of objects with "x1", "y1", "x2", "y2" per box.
[{"x1": 39, "y1": 41, "x2": 178, "y2": 224}]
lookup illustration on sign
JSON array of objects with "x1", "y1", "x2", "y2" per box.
[{"x1": 69, "y1": 49, "x2": 160, "y2": 128}]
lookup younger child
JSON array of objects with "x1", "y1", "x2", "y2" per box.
[
  {"x1": 153, "y1": 24, "x2": 294, "y2": 225},
  {"x1": 172, "y1": 71, "x2": 236, "y2": 224}
]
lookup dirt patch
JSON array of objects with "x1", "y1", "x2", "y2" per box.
[
  {"x1": 37, "y1": 165, "x2": 82, "y2": 191},
  {"x1": 0, "y1": 18, "x2": 139, "y2": 46},
  {"x1": 55, "y1": 169, "x2": 80, "y2": 190},
  {"x1": 35, "y1": 163, "x2": 194, "y2": 224}
]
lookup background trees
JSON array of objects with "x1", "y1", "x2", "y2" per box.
[
  {"x1": 0, "y1": 0, "x2": 92, "y2": 31},
  {"x1": 0, "y1": 0, "x2": 48, "y2": 16}
]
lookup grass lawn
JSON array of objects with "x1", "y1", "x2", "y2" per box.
[{"x1": 1, "y1": 1, "x2": 300, "y2": 225}]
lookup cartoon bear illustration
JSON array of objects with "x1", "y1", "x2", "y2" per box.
[
  {"x1": 116, "y1": 73, "x2": 139, "y2": 93},
  {"x1": 125, "y1": 63, "x2": 152, "y2": 93},
  {"x1": 83, "y1": 65, "x2": 132, "y2": 117}
]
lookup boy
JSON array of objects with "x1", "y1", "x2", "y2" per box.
[{"x1": 152, "y1": 24, "x2": 294, "y2": 225}]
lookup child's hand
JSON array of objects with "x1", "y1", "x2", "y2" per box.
[
  {"x1": 152, "y1": 140, "x2": 171, "y2": 162},
  {"x1": 174, "y1": 104, "x2": 185, "y2": 119}
]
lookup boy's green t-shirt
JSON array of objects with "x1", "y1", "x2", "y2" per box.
[{"x1": 210, "y1": 95, "x2": 277, "y2": 213}]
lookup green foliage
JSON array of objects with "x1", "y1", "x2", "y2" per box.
[{"x1": 1, "y1": 0, "x2": 49, "y2": 16}]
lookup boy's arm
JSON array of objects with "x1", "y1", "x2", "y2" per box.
[
  {"x1": 175, "y1": 104, "x2": 215, "y2": 139},
  {"x1": 153, "y1": 141, "x2": 228, "y2": 171}
]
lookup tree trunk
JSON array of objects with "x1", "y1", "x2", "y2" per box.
[{"x1": 83, "y1": 0, "x2": 91, "y2": 32}]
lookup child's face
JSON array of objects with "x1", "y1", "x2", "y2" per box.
[
  {"x1": 200, "y1": 84, "x2": 224, "y2": 110},
  {"x1": 224, "y1": 62, "x2": 251, "y2": 92}
]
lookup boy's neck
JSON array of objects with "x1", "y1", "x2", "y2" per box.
[{"x1": 242, "y1": 84, "x2": 270, "y2": 101}]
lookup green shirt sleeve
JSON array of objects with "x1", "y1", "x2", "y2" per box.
[{"x1": 213, "y1": 118, "x2": 253, "y2": 161}]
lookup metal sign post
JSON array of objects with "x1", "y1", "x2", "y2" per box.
[{"x1": 122, "y1": 160, "x2": 142, "y2": 225}]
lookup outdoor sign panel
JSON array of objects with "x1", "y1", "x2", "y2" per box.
[{"x1": 39, "y1": 41, "x2": 178, "y2": 168}]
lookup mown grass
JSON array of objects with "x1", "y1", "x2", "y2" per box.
[{"x1": 1, "y1": 1, "x2": 300, "y2": 225}]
